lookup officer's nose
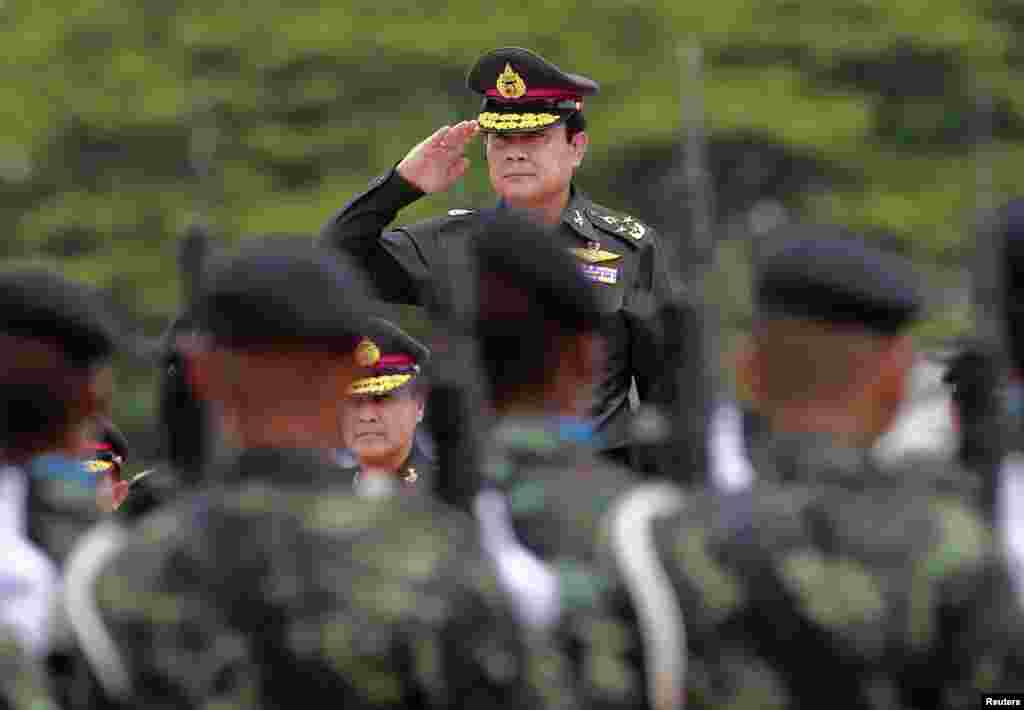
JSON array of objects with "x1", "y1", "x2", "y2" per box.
[
  {"x1": 355, "y1": 399, "x2": 380, "y2": 422},
  {"x1": 502, "y1": 138, "x2": 528, "y2": 161}
]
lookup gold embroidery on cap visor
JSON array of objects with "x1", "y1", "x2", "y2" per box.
[
  {"x1": 348, "y1": 373, "x2": 414, "y2": 396},
  {"x1": 478, "y1": 111, "x2": 562, "y2": 132}
]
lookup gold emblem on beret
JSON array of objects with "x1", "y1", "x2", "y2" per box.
[
  {"x1": 355, "y1": 338, "x2": 381, "y2": 367},
  {"x1": 496, "y1": 63, "x2": 527, "y2": 99}
]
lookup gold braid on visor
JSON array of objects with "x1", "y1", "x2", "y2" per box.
[
  {"x1": 478, "y1": 112, "x2": 561, "y2": 131},
  {"x1": 348, "y1": 373, "x2": 414, "y2": 396}
]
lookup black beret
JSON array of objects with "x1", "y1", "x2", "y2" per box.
[
  {"x1": 467, "y1": 47, "x2": 598, "y2": 134},
  {"x1": 754, "y1": 226, "x2": 922, "y2": 334},
  {"x1": 0, "y1": 268, "x2": 117, "y2": 367},
  {"x1": 197, "y1": 238, "x2": 377, "y2": 351},
  {"x1": 472, "y1": 209, "x2": 604, "y2": 333},
  {"x1": 348, "y1": 316, "x2": 430, "y2": 396}
]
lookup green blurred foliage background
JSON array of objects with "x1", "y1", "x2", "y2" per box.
[{"x1": 2, "y1": 0, "x2": 1021, "y2": 461}]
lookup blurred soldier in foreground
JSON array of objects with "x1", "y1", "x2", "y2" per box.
[
  {"x1": 0, "y1": 269, "x2": 117, "y2": 708},
  {"x1": 323, "y1": 47, "x2": 676, "y2": 476},
  {"x1": 336, "y1": 318, "x2": 433, "y2": 497},
  {"x1": 60, "y1": 314, "x2": 209, "y2": 709},
  {"x1": 469, "y1": 212, "x2": 682, "y2": 709},
  {"x1": 0, "y1": 269, "x2": 118, "y2": 654},
  {"x1": 648, "y1": 232, "x2": 1024, "y2": 708},
  {"x1": 91, "y1": 239, "x2": 574, "y2": 709}
]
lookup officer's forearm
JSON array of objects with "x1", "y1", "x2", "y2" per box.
[{"x1": 319, "y1": 167, "x2": 425, "y2": 258}]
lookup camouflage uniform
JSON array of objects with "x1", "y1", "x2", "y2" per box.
[
  {"x1": 648, "y1": 431, "x2": 1024, "y2": 709},
  {"x1": 0, "y1": 627, "x2": 57, "y2": 710},
  {"x1": 95, "y1": 447, "x2": 577, "y2": 709},
  {"x1": 483, "y1": 418, "x2": 668, "y2": 710}
]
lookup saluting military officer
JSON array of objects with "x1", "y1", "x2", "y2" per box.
[
  {"x1": 337, "y1": 317, "x2": 434, "y2": 497},
  {"x1": 322, "y1": 47, "x2": 676, "y2": 475}
]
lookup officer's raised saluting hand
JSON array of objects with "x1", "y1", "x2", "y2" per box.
[{"x1": 397, "y1": 120, "x2": 480, "y2": 194}]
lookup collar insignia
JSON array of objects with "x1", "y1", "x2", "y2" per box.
[
  {"x1": 403, "y1": 467, "x2": 418, "y2": 484},
  {"x1": 496, "y1": 63, "x2": 527, "y2": 99},
  {"x1": 355, "y1": 338, "x2": 381, "y2": 367}
]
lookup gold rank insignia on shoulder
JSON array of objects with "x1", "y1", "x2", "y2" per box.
[
  {"x1": 594, "y1": 211, "x2": 646, "y2": 241},
  {"x1": 496, "y1": 63, "x2": 527, "y2": 99},
  {"x1": 355, "y1": 338, "x2": 381, "y2": 367},
  {"x1": 569, "y1": 244, "x2": 621, "y2": 264}
]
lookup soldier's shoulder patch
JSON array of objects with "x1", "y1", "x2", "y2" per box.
[
  {"x1": 447, "y1": 208, "x2": 475, "y2": 217},
  {"x1": 586, "y1": 206, "x2": 648, "y2": 246}
]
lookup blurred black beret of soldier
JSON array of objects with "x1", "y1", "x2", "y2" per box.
[
  {"x1": 754, "y1": 225, "x2": 923, "y2": 334},
  {"x1": 197, "y1": 237, "x2": 378, "y2": 349},
  {"x1": 0, "y1": 269, "x2": 117, "y2": 366},
  {"x1": 471, "y1": 210, "x2": 604, "y2": 401},
  {"x1": 0, "y1": 269, "x2": 118, "y2": 460}
]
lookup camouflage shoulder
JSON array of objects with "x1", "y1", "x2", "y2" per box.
[
  {"x1": 585, "y1": 203, "x2": 652, "y2": 248},
  {"x1": 0, "y1": 627, "x2": 58, "y2": 710}
]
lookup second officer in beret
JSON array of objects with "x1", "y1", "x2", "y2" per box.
[
  {"x1": 322, "y1": 47, "x2": 677, "y2": 475},
  {"x1": 336, "y1": 318, "x2": 434, "y2": 496}
]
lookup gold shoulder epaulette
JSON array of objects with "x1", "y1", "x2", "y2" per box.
[{"x1": 587, "y1": 207, "x2": 647, "y2": 243}]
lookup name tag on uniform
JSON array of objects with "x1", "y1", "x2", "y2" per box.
[{"x1": 580, "y1": 263, "x2": 618, "y2": 284}]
